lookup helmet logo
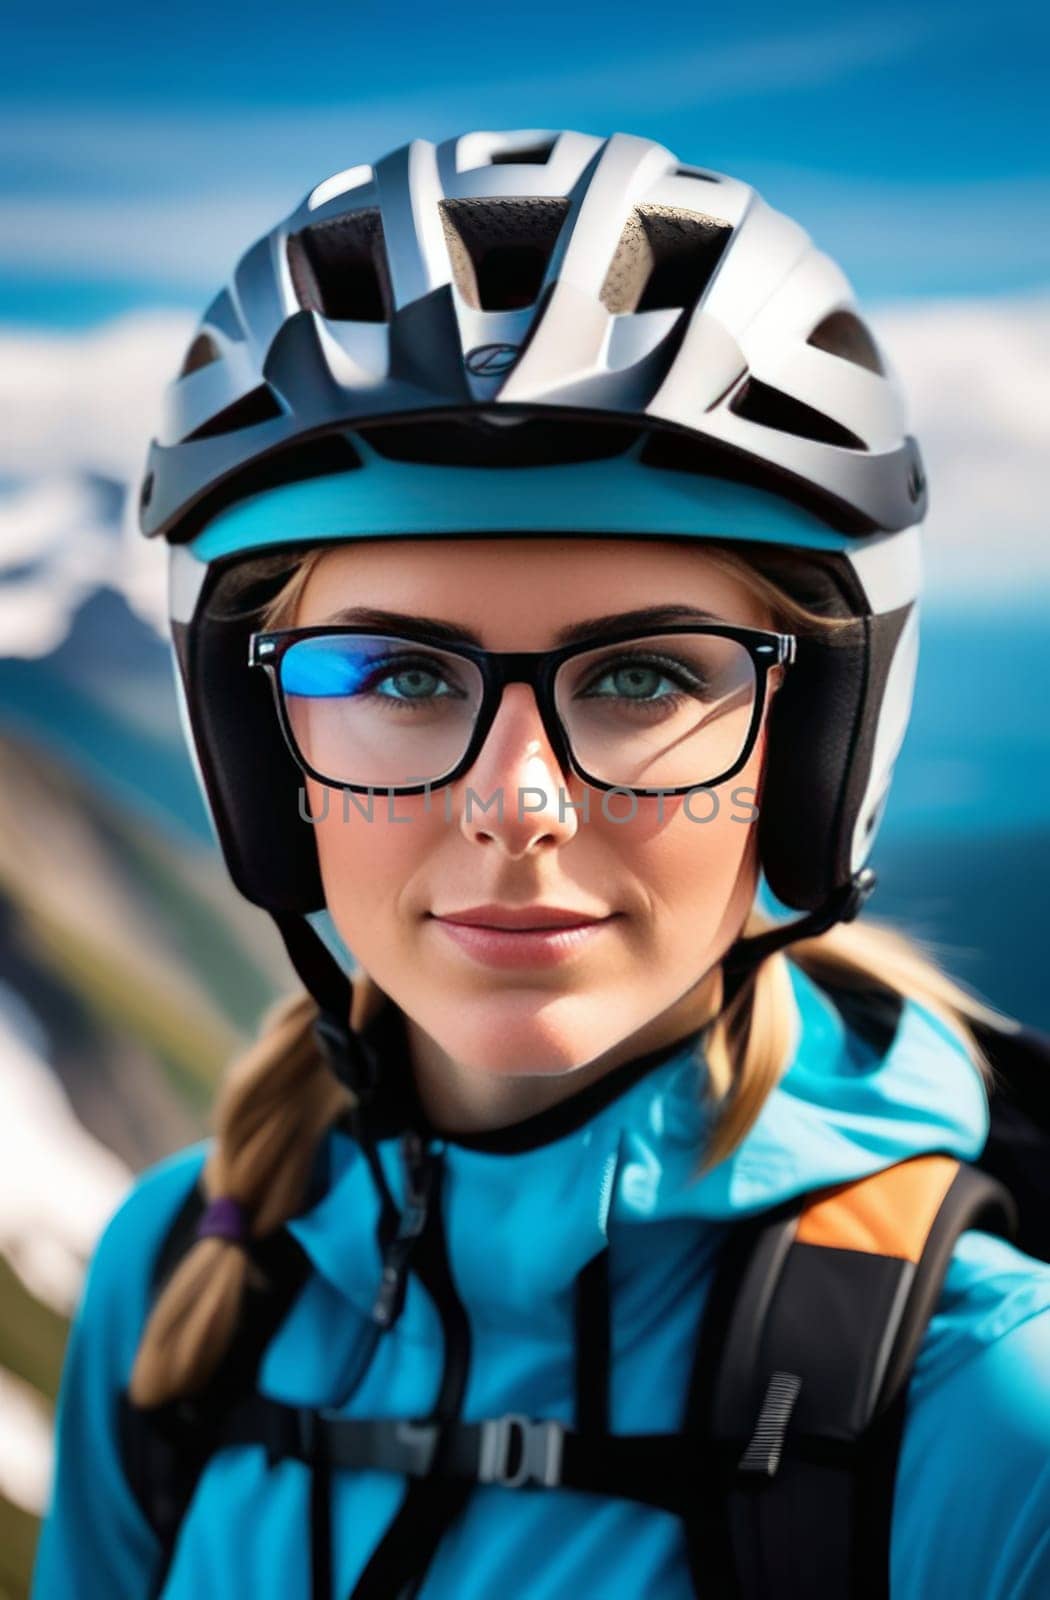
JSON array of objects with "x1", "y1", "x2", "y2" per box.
[{"x1": 465, "y1": 343, "x2": 520, "y2": 377}]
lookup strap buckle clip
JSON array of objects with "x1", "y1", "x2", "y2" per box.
[{"x1": 478, "y1": 1415, "x2": 565, "y2": 1488}]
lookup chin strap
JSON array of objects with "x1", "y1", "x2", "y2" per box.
[
  {"x1": 270, "y1": 909, "x2": 381, "y2": 1103},
  {"x1": 721, "y1": 868, "x2": 877, "y2": 1011}
]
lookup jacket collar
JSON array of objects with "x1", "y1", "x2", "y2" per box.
[{"x1": 286, "y1": 962, "x2": 990, "y2": 1306}]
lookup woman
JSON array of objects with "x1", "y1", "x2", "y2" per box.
[{"x1": 33, "y1": 130, "x2": 1050, "y2": 1599}]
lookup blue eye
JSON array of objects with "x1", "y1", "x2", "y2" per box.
[
  {"x1": 586, "y1": 664, "x2": 681, "y2": 701},
  {"x1": 373, "y1": 663, "x2": 456, "y2": 701},
  {"x1": 578, "y1": 650, "x2": 710, "y2": 705}
]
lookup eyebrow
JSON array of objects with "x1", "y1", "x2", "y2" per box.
[{"x1": 313, "y1": 603, "x2": 732, "y2": 647}]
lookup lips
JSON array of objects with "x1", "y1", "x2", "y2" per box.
[
  {"x1": 431, "y1": 904, "x2": 612, "y2": 930},
  {"x1": 428, "y1": 908, "x2": 617, "y2": 970}
]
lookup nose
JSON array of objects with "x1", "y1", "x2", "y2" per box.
[{"x1": 454, "y1": 682, "x2": 585, "y2": 856}]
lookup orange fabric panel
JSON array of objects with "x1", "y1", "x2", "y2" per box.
[{"x1": 794, "y1": 1154, "x2": 960, "y2": 1263}]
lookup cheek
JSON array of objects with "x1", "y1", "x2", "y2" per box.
[
  {"x1": 305, "y1": 776, "x2": 433, "y2": 935},
  {"x1": 616, "y1": 729, "x2": 766, "y2": 933}
]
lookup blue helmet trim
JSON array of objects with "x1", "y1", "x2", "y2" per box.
[{"x1": 188, "y1": 440, "x2": 862, "y2": 563}]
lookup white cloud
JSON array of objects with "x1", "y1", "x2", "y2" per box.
[
  {"x1": 0, "y1": 194, "x2": 281, "y2": 290},
  {"x1": 870, "y1": 292, "x2": 1050, "y2": 602},
  {"x1": 0, "y1": 309, "x2": 193, "y2": 481}
]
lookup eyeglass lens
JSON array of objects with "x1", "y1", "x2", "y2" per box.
[{"x1": 278, "y1": 631, "x2": 759, "y2": 790}]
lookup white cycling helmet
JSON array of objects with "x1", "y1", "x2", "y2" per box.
[{"x1": 138, "y1": 129, "x2": 926, "y2": 1067}]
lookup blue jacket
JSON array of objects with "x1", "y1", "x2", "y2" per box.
[{"x1": 32, "y1": 962, "x2": 1050, "y2": 1598}]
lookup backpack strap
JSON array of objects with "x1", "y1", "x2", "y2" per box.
[
  {"x1": 970, "y1": 1012, "x2": 1050, "y2": 1262},
  {"x1": 118, "y1": 1171, "x2": 319, "y2": 1594},
  {"x1": 684, "y1": 1153, "x2": 1019, "y2": 1599}
]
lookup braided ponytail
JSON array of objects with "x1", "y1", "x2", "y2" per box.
[{"x1": 127, "y1": 989, "x2": 354, "y2": 1408}]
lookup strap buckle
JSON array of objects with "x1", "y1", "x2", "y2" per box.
[{"x1": 478, "y1": 1415, "x2": 565, "y2": 1488}]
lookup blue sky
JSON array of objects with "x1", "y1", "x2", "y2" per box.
[{"x1": 3, "y1": 0, "x2": 1048, "y2": 323}]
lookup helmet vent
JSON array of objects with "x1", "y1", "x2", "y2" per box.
[
  {"x1": 600, "y1": 205, "x2": 730, "y2": 316},
  {"x1": 185, "y1": 385, "x2": 284, "y2": 442},
  {"x1": 439, "y1": 197, "x2": 569, "y2": 311},
  {"x1": 730, "y1": 378, "x2": 867, "y2": 451},
  {"x1": 674, "y1": 164, "x2": 721, "y2": 183},
  {"x1": 807, "y1": 311, "x2": 885, "y2": 375},
  {"x1": 489, "y1": 140, "x2": 556, "y2": 165},
  {"x1": 179, "y1": 332, "x2": 221, "y2": 378},
  {"x1": 287, "y1": 209, "x2": 392, "y2": 323},
  {"x1": 356, "y1": 414, "x2": 642, "y2": 466}
]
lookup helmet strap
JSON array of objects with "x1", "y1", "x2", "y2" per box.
[
  {"x1": 721, "y1": 868, "x2": 876, "y2": 1011},
  {"x1": 270, "y1": 910, "x2": 381, "y2": 1101}
]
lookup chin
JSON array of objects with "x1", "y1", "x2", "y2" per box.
[{"x1": 433, "y1": 989, "x2": 637, "y2": 1078}]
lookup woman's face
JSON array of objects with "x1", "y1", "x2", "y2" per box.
[{"x1": 295, "y1": 537, "x2": 781, "y2": 1094}]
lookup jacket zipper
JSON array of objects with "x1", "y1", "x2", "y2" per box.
[{"x1": 372, "y1": 1130, "x2": 442, "y2": 1330}]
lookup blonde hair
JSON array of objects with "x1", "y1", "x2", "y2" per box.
[{"x1": 128, "y1": 536, "x2": 1008, "y2": 1408}]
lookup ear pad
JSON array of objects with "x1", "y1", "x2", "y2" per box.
[
  {"x1": 758, "y1": 617, "x2": 869, "y2": 910},
  {"x1": 758, "y1": 554, "x2": 914, "y2": 911},
  {"x1": 838, "y1": 600, "x2": 915, "y2": 874},
  {"x1": 175, "y1": 561, "x2": 325, "y2": 913}
]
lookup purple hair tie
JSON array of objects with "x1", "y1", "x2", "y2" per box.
[{"x1": 195, "y1": 1195, "x2": 249, "y2": 1246}]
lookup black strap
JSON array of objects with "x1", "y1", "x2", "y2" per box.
[
  {"x1": 348, "y1": 1149, "x2": 475, "y2": 1600},
  {"x1": 682, "y1": 1214, "x2": 773, "y2": 1599},
  {"x1": 270, "y1": 909, "x2": 385, "y2": 1104},
  {"x1": 574, "y1": 1248, "x2": 611, "y2": 1435},
  {"x1": 153, "y1": 1388, "x2": 720, "y2": 1511},
  {"x1": 970, "y1": 1012, "x2": 1050, "y2": 1262},
  {"x1": 271, "y1": 910, "x2": 352, "y2": 1024},
  {"x1": 310, "y1": 1445, "x2": 333, "y2": 1600},
  {"x1": 722, "y1": 869, "x2": 877, "y2": 1011},
  {"x1": 308, "y1": 1128, "x2": 444, "y2": 1598}
]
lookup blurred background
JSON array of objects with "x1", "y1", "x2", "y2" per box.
[{"x1": 1, "y1": 1, "x2": 1047, "y2": 1590}]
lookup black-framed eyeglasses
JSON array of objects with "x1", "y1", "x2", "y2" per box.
[{"x1": 247, "y1": 622, "x2": 797, "y2": 798}]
